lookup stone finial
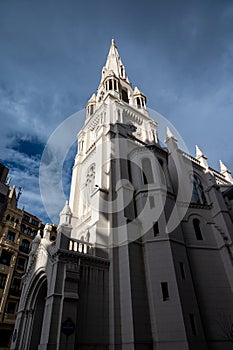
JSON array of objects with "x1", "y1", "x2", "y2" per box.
[
  {"x1": 166, "y1": 127, "x2": 177, "y2": 142},
  {"x1": 220, "y1": 160, "x2": 228, "y2": 173},
  {"x1": 87, "y1": 93, "x2": 96, "y2": 104},
  {"x1": 134, "y1": 86, "x2": 142, "y2": 95},
  {"x1": 195, "y1": 145, "x2": 204, "y2": 158},
  {"x1": 220, "y1": 160, "x2": 233, "y2": 183},
  {"x1": 195, "y1": 145, "x2": 208, "y2": 170}
]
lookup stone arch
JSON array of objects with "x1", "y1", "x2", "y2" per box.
[
  {"x1": 16, "y1": 270, "x2": 47, "y2": 350},
  {"x1": 186, "y1": 213, "x2": 209, "y2": 225},
  {"x1": 28, "y1": 278, "x2": 47, "y2": 350}
]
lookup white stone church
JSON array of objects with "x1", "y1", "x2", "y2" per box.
[{"x1": 11, "y1": 40, "x2": 233, "y2": 350}]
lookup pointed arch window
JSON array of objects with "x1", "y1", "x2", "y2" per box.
[
  {"x1": 142, "y1": 158, "x2": 154, "y2": 184},
  {"x1": 114, "y1": 79, "x2": 117, "y2": 91},
  {"x1": 193, "y1": 218, "x2": 203, "y2": 240},
  {"x1": 122, "y1": 88, "x2": 129, "y2": 103},
  {"x1": 191, "y1": 175, "x2": 207, "y2": 205},
  {"x1": 90, "y1": 104, "x2": 94, "y2": 115},
  {"x1": 120, "y1": 66, "x2": 125, "y2": 78},
  {"x1": 109, "y1": 80, "x2": 113, "y2": 90},
  {"x1": 136, "y1": 97, "x2": 141, "y2": 108}
]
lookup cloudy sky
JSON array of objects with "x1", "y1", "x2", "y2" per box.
[{"x1": 0, "y1": 0, "x2": 232, "y2": 224}]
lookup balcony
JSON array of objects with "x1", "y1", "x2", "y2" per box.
[{"x1": 1, "y1": 237, "x2": 18, "y2": 250}]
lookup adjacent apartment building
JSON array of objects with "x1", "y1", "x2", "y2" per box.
[{"x1": 0, "y1": 162, "x2": 42, "y2": 349}]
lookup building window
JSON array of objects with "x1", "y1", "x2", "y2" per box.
[
  {"x1": 0, "y1": 250, "x2": 12, "y2": 266},
  {"x1": 191, "y1": 175, "x2": 207, "y2": 205},
  {"x1": 10, "y1": 278, "x2": 21, "y2": 296},
  {"x1": 6, "y1": 214, "x2": 10, "y2": 221},
  {"x1": 20, "y1": 224, "x2": 26, "y2": 233},
  {"x1": 19, "y1": 239, "x2": 30, "y2": 253},
  {"x1": 7, "y1": 231, "x2": 15, "y2": 242},
  {"x1": 189, "y1": 313, "x2": 197, "y2": 336},
  {"x1": 23, "y1": 215, "x2": 30, "y2": 222},
  {"x1": 161, "y1": 282, "x2": 169, "y2": 301},
  {"x1": 6, "y1": 301, "x2": 17, "y2": 314},
  {"x1": 141, "y1": 158, "x2": 154, "y2": 185},
  {"x1": 90, "y1": 104, "x2": 94, "y2": 115},
  {"x1": 179, "y1": 262, "x2": 186, "y2": 280},
  {"x1": 193, "y1": 218, "x2": 203, "y2": 240},
  {"x1": 16, "y1": 257, "x2": 26, "y2": 271},
  {"x1": 25, "y1": 227, "x2": 31, "y2": 235},
  {"x1": 122, "y1": 88, "x2": 129, "y2": 103},
  {"x1": 31, "y1": 219, "x2": 39, "y2": 227},
  {"x1": 153, "y1": 222, "x2": 159, "y2": 236},
  {"x1": 136, "y1": 97, "x2": 141, "y2": 108},
  {"x1": 0, "y1": 273, "x2": 7, "y2": 288},
  {"x1": 109, "y1": 79, "x2": 113, "y2": 90}
]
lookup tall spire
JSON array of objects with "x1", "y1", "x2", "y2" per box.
[{"x1": 102, "y1": 39, "x2": 128, "y2": 81}]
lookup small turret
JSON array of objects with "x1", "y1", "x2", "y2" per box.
[
  {"x1": 86, "y1": 93, "x2": 96, "y2": 118},
  {"x1": 59, "y1": 200, "x2": 72, "y2": 226},
  {"x1": 133, "y1": 86, "x2": 146, "y2": 109}
]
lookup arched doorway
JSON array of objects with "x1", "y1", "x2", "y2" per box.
[{"x1": 29, "y1": 279, "x2": 47, "y2": 350}]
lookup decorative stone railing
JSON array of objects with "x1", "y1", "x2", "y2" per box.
[
  {"x1": 68, "y1": 239, "x2": 93, "y2": 255},
  {"x1": 182, "y1": 151, "x2": 201, "y2": 166},
  {"x1": 208, "y1": 167, "x2": 229, "y2": 185}
]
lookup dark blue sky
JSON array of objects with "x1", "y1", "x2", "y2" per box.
[{"x1": 0, "y1": 0, "x2": 232, "y2": 223}]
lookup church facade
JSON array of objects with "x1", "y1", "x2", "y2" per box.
[{"x1": 11, "y1": 41, "x2": 233, "y2": 350}]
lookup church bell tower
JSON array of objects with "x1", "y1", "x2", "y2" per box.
[{"x1": 69, "y1": 39, "x2": 159, "y2": 252}]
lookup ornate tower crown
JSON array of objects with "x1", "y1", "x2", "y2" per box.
[{"x1": 86, "y1": 39, "x2": 148, "y2": 118}]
